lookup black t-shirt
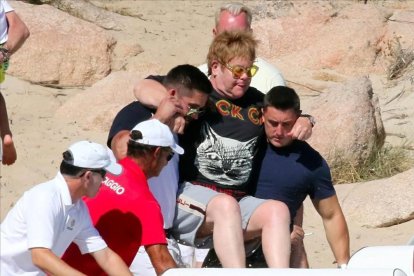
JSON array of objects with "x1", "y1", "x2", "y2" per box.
[
  {"x1": 179, "y1": 87, "x2": 265, "y2": 191},
  {"x1": 107, "y1": 101, "x2": 155, "y2": 148}
]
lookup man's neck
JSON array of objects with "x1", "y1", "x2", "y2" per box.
[{"x1": 127, "y1": 156, "x2": 152, "y2": 179}]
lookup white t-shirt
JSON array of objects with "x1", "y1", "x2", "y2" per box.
[
  {"x1": 0, "y1": 0, "x2": 13, "y2": 44},
  {"x1": 198, "y1": 57, "x2": 285, "y2": 93},
  {"x1": 148, "y1": 134, "x2": 180, "y2": 229},
  {"x1": 0, "y1": 173, "x2": 107, "y2": 276}
]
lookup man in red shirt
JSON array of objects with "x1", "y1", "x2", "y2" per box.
[{"x1": 63, "y1": 119, "x2": 184, "y2": 275}]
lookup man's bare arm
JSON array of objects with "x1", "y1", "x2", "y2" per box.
[
  {"x1": 145, "y1": 244, "x2": 177, "y2": 275},
  {"x1": 133, "y1": 79, "x2": 168, "y2": 108},
  {"x1": 290, "y1": 204, "x2": 309, "y2": 268},
  {"x1": 313, "y1": 195, "x2": 350, "y2": 266},
  {"x1": 4, "y1": 10, "x2": 30, "y2": 55},
  {"x1": 91, "y1": 247, "x2": 133, "y2": 276},
  {"x1": 111, "y1": 130, "x2": 130, "y2": 160},
  {"x1": 31, "y1": 247, "x2": 86, "y2": 276}
]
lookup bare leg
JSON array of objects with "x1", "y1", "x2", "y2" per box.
[
  {"x1": 0, "y1": 92, "x2": 16, "y2": 165},
  {"x1": 245, "y1": 200, "x2": 291, "y2": 268},
  {"x1": 198, "y1": 194, "x2": 245, "y2": 267},
  {"x1": 290, "y1": 238, "x2": 309, "y2": 268},
  {"x1": 290, "y1": 205, "x2": 310, "y2": 268}
]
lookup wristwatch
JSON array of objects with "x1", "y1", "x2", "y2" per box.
[{"x1": 300, "y1": 114, "x2": 316, "y2": 127}]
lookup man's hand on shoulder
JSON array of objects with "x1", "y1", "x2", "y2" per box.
[{"x1": 288, "y1": 116, "x2": 313, "y2": 141}]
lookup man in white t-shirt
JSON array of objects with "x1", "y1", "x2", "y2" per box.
[
  {"x1": 0, "y1": 0, "x2": 30, "y2": 165},
  {"x1": 197, "y1": 2, "x2": 285, "y2": 94},
  {"x1": 0, "y1": 141, "x2": 133, "y2": 276}
]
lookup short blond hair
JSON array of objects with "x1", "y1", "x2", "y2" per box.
[
  {"x1": 207, "y1": 30, "x2": 257, "y2": 75},
  {"x1": 215, "y1": 2, "x2": 253, "y2": 27}
]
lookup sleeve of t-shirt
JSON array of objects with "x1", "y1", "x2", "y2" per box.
[
  {"x1": 25, "y1": 189, "x2": 61, "y2": 249},
  {"x1": 309, "y1": 158, "x2": 336, "y2": 200},
  {"x1": 73, "y1": 202, "x2": 107, "y2": 254},
  {"x1": 3, "y1": 1, "x2": 13, "y2": 13},
  {"x1": 107, "y1": 75, "x2": 165, "y2": 148},
  {"x1": 107, "y1": 102, "x2": 153, "y2": 147},
  {"x1": 138, "y1": 201, "x2": 167, "y2": 246}
]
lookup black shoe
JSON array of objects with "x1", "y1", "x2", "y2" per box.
[{"x1": 202, "y1": 245, "x2": 268, "y2": 268}]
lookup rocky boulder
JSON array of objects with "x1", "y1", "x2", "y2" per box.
[
  {"x1": 55, "y1": 71, "x2": 138, "y2": 131},
  {"x1": 304, "y1": 77, "x2": 385, "y2": 166},
  {"x1": 8, "y1": 2, "x2": 115, "y2": 87},
  {"x1": 253, "y1": 2, "x2": 390, "y2": 78},
  {"x1": 55, "y1": 62, "x2": 162, "y2": 131},
  {"x1": 335, "y1": 168, "x2": 414, "y2": 227}
]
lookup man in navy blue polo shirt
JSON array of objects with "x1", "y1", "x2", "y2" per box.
[{"x1": 253, "y1": 86, "x2": 350, "y2": 268}]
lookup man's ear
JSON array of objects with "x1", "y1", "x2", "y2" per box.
[
  {"x1": 153, "y1": 147, "x2": 162, "y2": 160},
  {"x1": 260, "y1": 108, "x2": 265, "y2": 122},
  {"x1": 212, "y1": 27, "x2": 218, "y2": 36},
  {"x1": 167, "y1": 88, "x2": 176, "y2": 97},
  {"x1": 211, "y1": 60, "x2": 220, "y2": 76},
  {"x1": 81, "y1": 171, "x2": 92, "y2": 184}
]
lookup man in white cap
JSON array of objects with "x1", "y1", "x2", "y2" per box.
[
  {"x1": 63, "y1": 119, "x2": 184, "y2": 276},
  {"x1": 0, "y1": 141, "x2": 131, "y2": 276}
]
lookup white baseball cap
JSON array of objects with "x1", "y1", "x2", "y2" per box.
[
  {"x1": 66, "y1": 141, "x2": 122, "y2": 175},
  {"x1": 130, "y1": 119, "x2": 184, "y2": 155}
]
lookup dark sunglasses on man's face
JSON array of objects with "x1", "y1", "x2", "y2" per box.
[{"x1": 223, "y1": 63, "x2": 259, "y2": 79}]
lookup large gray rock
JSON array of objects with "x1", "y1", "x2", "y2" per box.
[
  {"x1": 335, "y1": 168, "x2": 414, "y2": 227},
  {"x1": 55, "y1": 71, "x2": 139, "y2": 131},
  {"x1": 48, "y1": 0, "x2": 124, "y2": 31},
  {"x1": 54, "y1": 63, "x2": 162, "y2": 131},
  {"x1": 8, "y1": 2, "x2": 115, "y2": 87},
  {"x1": 305, "y1": 77, "x2": 385, "y2": 166},
  {"x1": 253, "y1": 2, "x2": 393, "y2": 80}
]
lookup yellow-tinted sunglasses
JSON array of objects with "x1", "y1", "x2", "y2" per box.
[{"x1": 223, "y1": 63, "x2": 259, "y2": 79}]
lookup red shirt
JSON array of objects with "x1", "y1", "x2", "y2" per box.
[{"x1": 62, "y1": 157, "x2": 166, "y2": 275}]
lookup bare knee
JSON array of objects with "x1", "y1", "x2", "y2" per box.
[
  {"x1": 255, "y1": 200, "x2": 290, "y2": 228},
  {"x1": 206, "y1": 194, "x2": 240, "y2": 222}
]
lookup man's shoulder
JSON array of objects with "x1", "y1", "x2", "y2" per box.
[
  {"x1": 251, "y1": 57, "x2": 285, "y2": 93},
  {"x1": 27, "y1": 177, "x2": 60, "y2": 196},
  {"x1": 243, "y1": 86, "x2": 264, "y2": 104},
  {"x1": 255, "y1": 57, "x2": 282, "y2": 72},
  {"x1": 117, "y1": 101, "x2": 153, "y2": 116},
  {"x1": 107, "y1": 102, "x2": 153, "y2": 146},
  {"x1": 108, "y1": 158, "x2": 148, "y2": 189},
  {"x1": 198, "y1": 63, "x2": 208, "y2": 76},
  {"x1": 293, "y1": 141, "x2": 331, "y2": 172},
  {"x1": 2, "y1": 1, "x2": 13, "y2": 13},
  {"x1": 295, "y1": 140, "x2": 321, "y2": 155}
]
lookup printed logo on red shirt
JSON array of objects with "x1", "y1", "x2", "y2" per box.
[{"x1": 102, "y1": 177, "x2": 125, "y2": 195}]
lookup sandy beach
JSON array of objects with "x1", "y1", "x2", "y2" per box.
[{"x1": 1, "y1": 0, "x2": 413, "y2": 269}]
